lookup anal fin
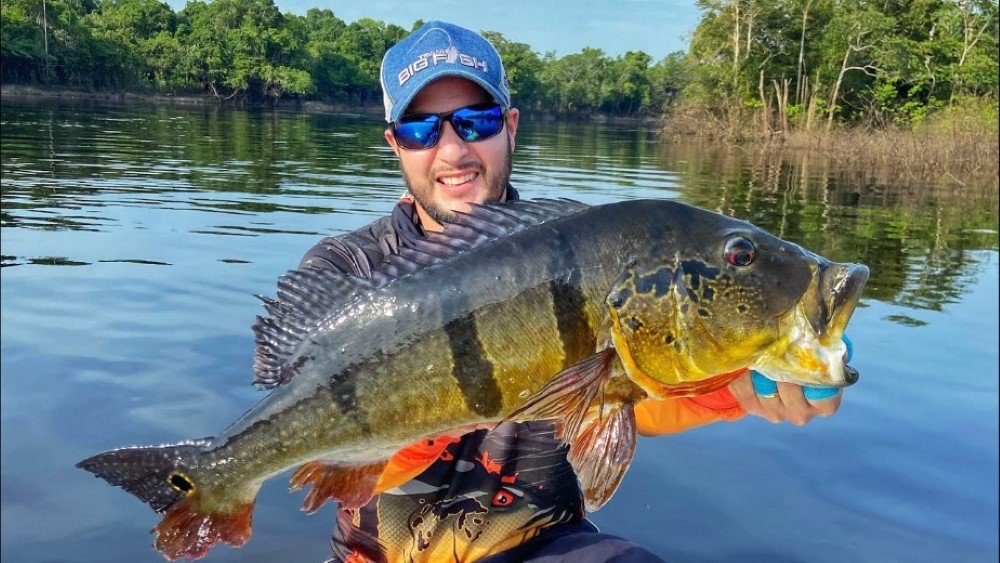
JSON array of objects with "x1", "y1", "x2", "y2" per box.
[
  {"x1": 290, "y1": 460, "x2": 389, "y2": 513},
  {"x1": 568, "y1": 406, "x2": 637, "y2": 512}
]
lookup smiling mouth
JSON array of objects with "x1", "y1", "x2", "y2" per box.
[{"x1": 437, "y1": 171, "x2": 478, "y2": 186}]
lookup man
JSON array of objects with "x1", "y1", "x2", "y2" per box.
[{"x1": 299, "y1": 21, "x2": 842, "y2": 563}]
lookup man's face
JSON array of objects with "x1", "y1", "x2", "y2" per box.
[{"x1": 385, "y1": 77, "x2": 520, "y2": 231}]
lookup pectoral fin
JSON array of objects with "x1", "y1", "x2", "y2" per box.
[
  {"x1": 290, "y1": 459, "x2": 389, "y2": 513},
  {"x1": 568, "y1": 405, "x2": 637, "y2": 512},
  {"x1": 506, "y1": 349, "x2": 640, "y2": 511},
  {"x1": 505, "y1": 348, "x2": 616, "y2": 442}
]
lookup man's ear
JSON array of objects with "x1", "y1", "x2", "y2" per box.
[
  {"x1": 505, "y1": 108, "x2": 520, "y2": 152},
  {"x1": 385, "y1": 128, "x2": 402, "y2": 158}
]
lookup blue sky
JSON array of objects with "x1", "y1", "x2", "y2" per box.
[{"x1": 162, "y1": 0, "x2": 701, "y2": 59}]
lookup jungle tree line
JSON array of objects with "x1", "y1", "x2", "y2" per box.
[
  {"x1": 679, "y1": 0, "x2": 998, "y2": 133},
  {"x1": 2, "y1": 0, "x2": 997, "y2": 125},
  {"x1": 0, "y1": 0, "x2": 676, "y2": 113}
]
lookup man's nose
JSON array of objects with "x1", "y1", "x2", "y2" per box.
[{"x1": 435, "y1": 121, "x2": 470, "y2": 160}]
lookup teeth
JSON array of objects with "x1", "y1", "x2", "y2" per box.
[{"x1": 439, "y1": 172, "x2": 476, "y2": 186}]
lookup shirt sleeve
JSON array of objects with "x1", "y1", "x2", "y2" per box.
[
  {"x1": 634, "y1": 387, "x2": 746, "y2": 437},
  {"x1": 298, "y1": 216, "x2": 397, "y2": 277}
]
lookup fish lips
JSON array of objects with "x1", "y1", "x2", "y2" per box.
[
  {"x1": 817, "y1": 262, "x2": 869, "y2": 339},
  {"x1": 843, "y1": 363, "x2": 860, "y2": 386},
  {"x1": 823, "y1": 262, "x2": 868, "y2": 387}
]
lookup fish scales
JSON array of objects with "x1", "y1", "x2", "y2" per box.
[
  {"x1": 182, "y1": 205, "x2": 619, "y2": 485},
  {"x1": 332, "y1": 207, "x2": 626, "y2": 440},
  {"x1": 76, "y1": 198, "x2": 870, "y2": 560}
]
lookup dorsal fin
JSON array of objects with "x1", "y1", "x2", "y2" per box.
[{"x1": 252, "y1": 198, "x2": 589, "y2": 389}]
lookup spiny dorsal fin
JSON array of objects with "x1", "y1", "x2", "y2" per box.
[{"x1": 252, "y1": 198, "x2": 590, "y2": 389}]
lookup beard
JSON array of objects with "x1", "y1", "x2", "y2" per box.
[{"x1": 401, "y1": 137, "x2": 513, "y2": 225}]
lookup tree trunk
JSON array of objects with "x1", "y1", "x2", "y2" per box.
[
  {"x1": 796, "y1": 0, "x2": 812, "y2": 106},
  {"x1": 805, "y1": 74, "x2": 821, "y2": 132},
  {"x1": 759, "y1": 68, "x2": 770, "y2": 133},
  {"x1": 826, "y1": 45, "x2": 852, "y2": 129},
  {"x1": 773, "y1": 77, "x2": 790, "y2": 134},
  {"x1": 732, "y1": 0, "x2": 741, "y2": 84}
]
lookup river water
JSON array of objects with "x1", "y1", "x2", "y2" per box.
[{"x1": 1, "y1": 101, "x2": 997, "y2": 562}]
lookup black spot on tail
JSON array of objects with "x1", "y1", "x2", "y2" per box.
[{"x1": 169, "y1": 472, "x2": 194, "y2": 493}]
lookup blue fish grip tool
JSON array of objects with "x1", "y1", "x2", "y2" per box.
[{"x1": 751, "y1": 335, "x2": 854, "y2": 401}]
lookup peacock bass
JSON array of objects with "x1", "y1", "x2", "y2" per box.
[{"x1": 77, "y1": 198, "x2": 869, "y2": 560}]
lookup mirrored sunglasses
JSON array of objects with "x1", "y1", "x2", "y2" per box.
[{"x1": 391, "y1": 103, "x2": 505, "y2": 150}]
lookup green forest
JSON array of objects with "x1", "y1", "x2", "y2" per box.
[{"x1": 2, "y1": 0, "x2": 997, "y2": 130}]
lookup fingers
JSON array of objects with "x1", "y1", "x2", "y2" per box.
[
  {"x1": 728, "y1": 374, "x2": 843, "y2": 425},
  {"x1": 775, "y1": 382, "x2": 815, "y2": 426},
  {"x1": 754, "y1": 386, "x2": 786, "y2": 424},
  {"x1": 728, "y1": 372, "x2": 764, "y2": 417},
  {"x1": 808, "y1": 390, "x2": 842, "y2": 418}
]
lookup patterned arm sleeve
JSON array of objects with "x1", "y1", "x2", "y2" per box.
[{"x1": 298, "y1": 216, "x2": 398, "y2": 277}]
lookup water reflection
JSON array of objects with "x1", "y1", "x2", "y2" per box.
[
  {"x1": 1, "y1": 100, "x2": 996, "y2": 563},
  {"x1": 10, "y1": 100, "x2": 990, "y2": 319}
]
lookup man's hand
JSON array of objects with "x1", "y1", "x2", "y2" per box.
[{"x1": 727, "y1": 372, "x2": 842, "y2": 426}]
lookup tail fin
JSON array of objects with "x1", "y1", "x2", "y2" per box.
[
  {"x1": 77, "y1": 440, "x2": 256, "y2": 560},
  {"x1": 76, "y1": 439, "x2": 210, "y2": 513}
]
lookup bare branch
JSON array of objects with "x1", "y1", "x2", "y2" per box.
[{"x1": 843, "y1": 65, "x2": 880, "y2": 77}]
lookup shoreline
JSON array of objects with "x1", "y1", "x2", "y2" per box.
[
  {"x1": 0, "y1": 84, "x2": 661, "y2": 125},
  {"x1": 0, "y1": 84, "x2": 386, "y2": 117},
  {"x1": 5, "y1": 84, "x2": 993, "y2": 184}
]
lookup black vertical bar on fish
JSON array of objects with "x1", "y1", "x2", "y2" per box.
[
  {"x1": 546, "y1": 230, "x2": 597, "y2": 365},
  {"x1": 444, "y1": 312, "x2": 504, "y2": 417}
]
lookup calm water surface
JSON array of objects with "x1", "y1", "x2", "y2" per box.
[{"x1": 2, "y1": 101, "x2": 997, "y2": 562}]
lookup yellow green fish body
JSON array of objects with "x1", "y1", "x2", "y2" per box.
[{"x1": 78, "y1": 198, "x2": 868, "y2": 560}]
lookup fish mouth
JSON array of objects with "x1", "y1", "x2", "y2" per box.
[
  {"x1": 811, "y1": 261, "x2": 868, "y2": 387},
  {"x1": 817, "y1": 262, "x2": 869, "y2": 338},
  {"x1": 752, "y1": 262, "x2": 868, "y2": 388}
]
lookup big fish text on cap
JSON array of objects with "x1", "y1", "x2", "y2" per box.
[{"x1": 398, "y1": 46, "x2": 490, "y2": 86}]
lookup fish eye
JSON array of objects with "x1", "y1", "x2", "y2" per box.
[{"x1": 725, "y1": 237, "x2": 756, "y2": 267}]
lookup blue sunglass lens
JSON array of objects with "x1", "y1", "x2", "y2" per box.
[
  {"x1": 394, "y1": 117, "x2": 441, "y2": 150},
  {"x1": 452, "y1": 105, "x2": 503, "y2": 142},
  {"x1": 394, "y1": 104, "x2": 503, "y2": 149}
]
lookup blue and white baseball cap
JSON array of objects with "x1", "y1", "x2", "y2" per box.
[{"x1": 380, "y1": 21, "x2": 511, "y2": 123}]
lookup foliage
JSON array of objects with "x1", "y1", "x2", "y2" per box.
[
  {"x1": 670, "y1": 0, "x2": 999, "y2": 136},
  {"x1": 1, "y1": 0, "x2": 996, "y2": 119}
]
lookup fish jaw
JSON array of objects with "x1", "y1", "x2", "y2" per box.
[
  {"x1": 752, "y1": 302, "x2": 862, "y2": 388},
  {"x1": 750, "y1": 311, "x2": 852, "y2": 386},
  {"x1": 752, "y1": 259, "x2": 867, "y2": 387},
  {"x1": 820, "y1": 262, "x2": 869, "y2": 338}
]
